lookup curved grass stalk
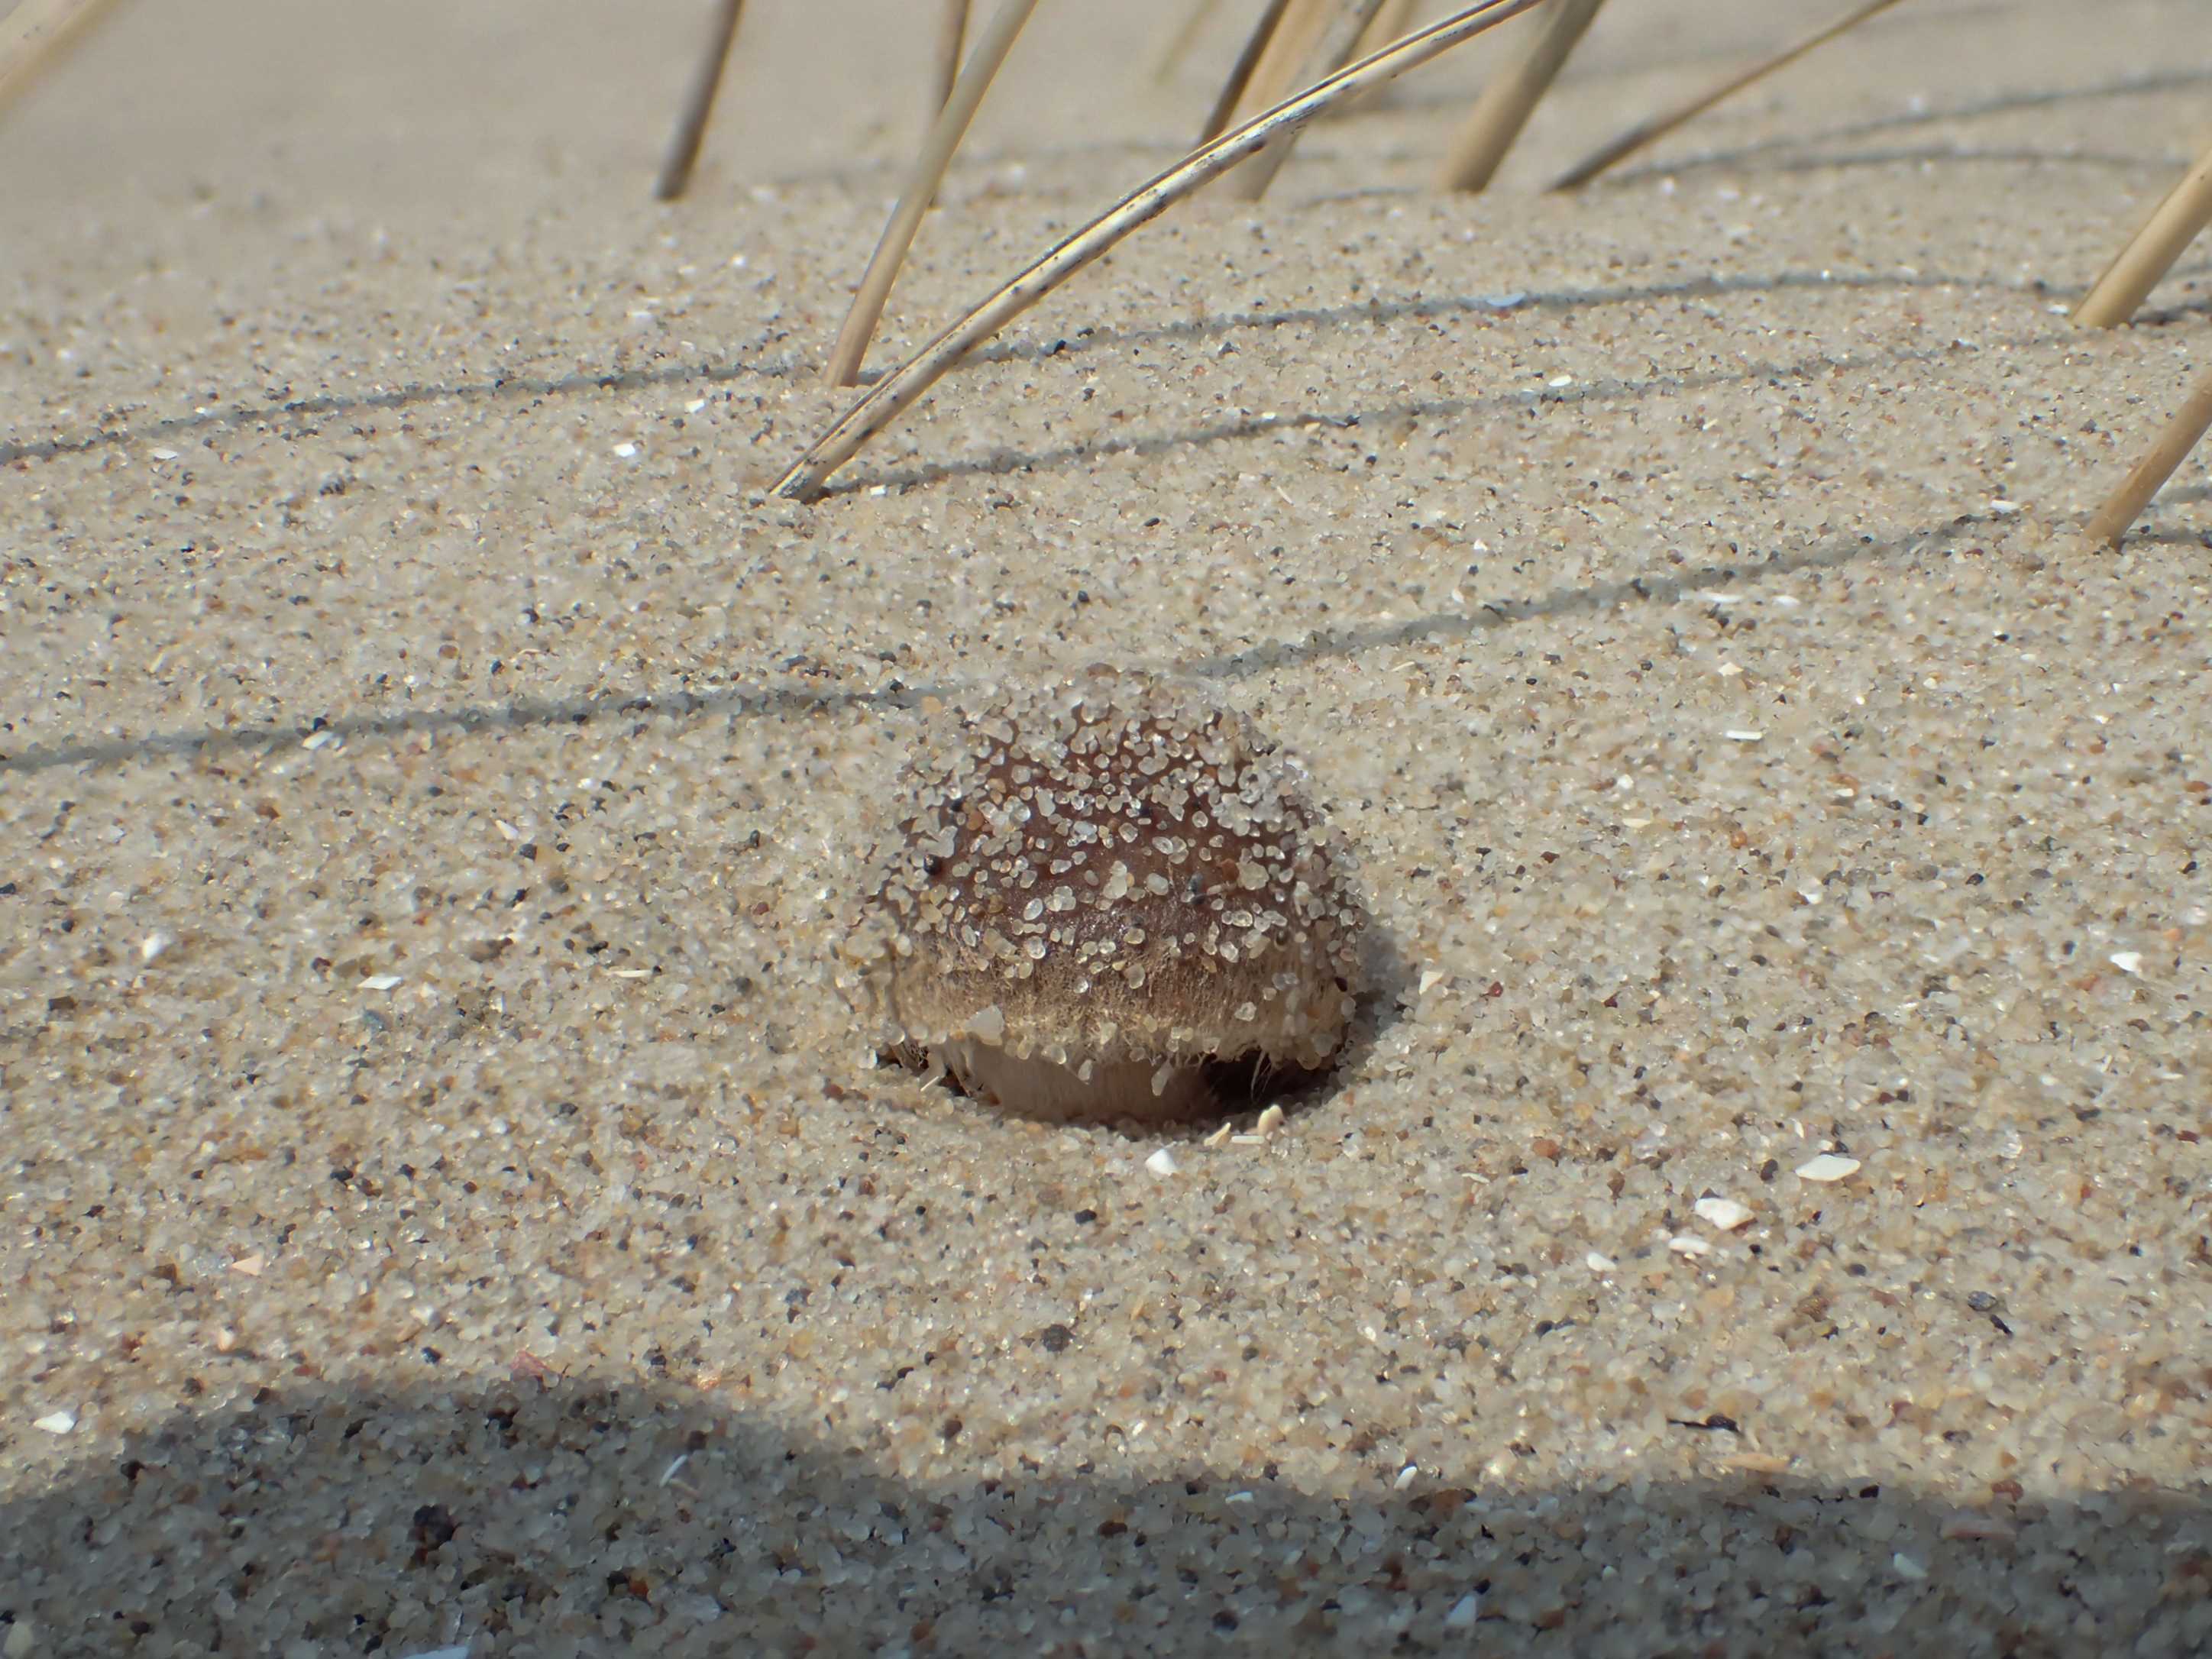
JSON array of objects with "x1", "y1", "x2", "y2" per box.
[{"x1": 773, "y1": 0, "x2": 1548, "y2": 502}]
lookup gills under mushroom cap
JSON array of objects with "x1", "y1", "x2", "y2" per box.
[{"x1": 842, "y1": 668, "x2": 1366, "y2": 1119}]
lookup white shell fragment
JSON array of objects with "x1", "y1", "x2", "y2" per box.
[
  {"x1": 1669, "y1": 1235, "x2": 1713, "y2": 1258},
  {"x1": 360, "y1": 974, "x2": 404, "y2": 992},
  {"x1": 1445, "y1": 1592, "x2": 1481, "y2": 1629},
  {"x1": 33, "y1": 1411, "x2": 76, "y2": 1434},
  {"x1": 2108, "y1": 951, "x2": 2143, "y2": 975},
  {"x1": 1393, "y1": 1463, "x2": 1420, "y2": 1490},
  {"x1": 1145, "y1": 1146, "x2": 1179, "y2": 1177},
  {"x1": 1724, "y1": 729, "x2": 1764, "y2": 742},
  {"x1": 1893, "y1": 1553, "x2": 1929, "y2": 1581},
  {"x1": 1586, "y1": 1250, "x2": 1619, "y2": 1272},
  {"x1": 139, "y1": 932, "x2": 172, "y2": 965},
  {"x1": 1694, "y1": 1197, "x2": 1753, "y2": 1231},
  {"x1": 1795, "y1": 1153, "x2": 1863, "y2": 1182},
  {"x1": 1256, "y1": 1104, "x2": 1285, "y2": 1137}
]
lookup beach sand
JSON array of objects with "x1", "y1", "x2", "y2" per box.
[{"x1": 4, "y1": 0, "x2": 2210, "y2": 1652}]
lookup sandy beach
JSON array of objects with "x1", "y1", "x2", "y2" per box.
[{"x1": 4, "y1": 0, "x2": 2211, "y2": 1652}]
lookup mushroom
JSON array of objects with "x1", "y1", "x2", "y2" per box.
[{"x1": 842, "y1": 667, "x2": 1366, "y2": 1121}]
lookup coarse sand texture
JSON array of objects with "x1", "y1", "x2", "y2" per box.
[{"x1": 2, "y1": 0, "x2": 2211, "y2": 1655}]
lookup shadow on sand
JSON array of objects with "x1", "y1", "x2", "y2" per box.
[{"x1": 3, "y1": 1370, "x2": 2207, "y2": 1657}]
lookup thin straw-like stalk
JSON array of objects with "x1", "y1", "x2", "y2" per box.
[
  {"x1": 774, "y1": 0, "x2": 1550, "y2": 500},
  {"x1": 1353, "y1": 0, "x2": 1419, "y2": 58},
  {"x1": 1198, "y1": 0, "x2": 1295, "y2": 146},
  {"x1": 1152, "y1": 0, "x2": 1226, "y2": 83},
  {"x1": 2084, "y1": 368, "x2": 2212, "y2": 546},
  {"x1": 822, "y1": 0, "x2": 1040, "y2": 388},
  {"x1": 1549, "y1": 0, "x2": 1912, "y2": 191},
  {"x1": 654, "y1": 0, "x2": 747, "y2": 202},
  {"x1": 1334, "y1": 0, "x2": 1421, "y2": 116},
  {"x1": 2075, "y1": 135, "x2": 2212, "y2": 328},
  {"x1": 1229, "y1": 0, "x2": 1334, "y2": 125},
  {"x1": 0, "y1": 0, "x2": 124, "y2": 115},
  {"x1": 1437, "y1": 0, "x2": 1605, "y2": 193},
  {"x1": 1227, "y1": 0, "x2": 1389, "y2": 201},
  {"x1": 933, "y1": 0, "x2": 971, "y2": 113}
]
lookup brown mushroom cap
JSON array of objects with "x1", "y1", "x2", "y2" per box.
[{"x1": 842, "y1": 668, "x2": 1366, "y2": 1120}]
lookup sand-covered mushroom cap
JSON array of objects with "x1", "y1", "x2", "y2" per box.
[{"x1": 842, "y1": 668, "x2": 1366, "y2": 1119}]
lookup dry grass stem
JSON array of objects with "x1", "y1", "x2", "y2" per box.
[
  {"x1": 1337, "y1": 0, "x2": 1421, "y2": 113},
  {"x1": 653, "y1": 0, "x2": 747, "y2": 201},
  {"x1": 822, "y1": 0, "x2": 1040, "y2": 389},
  {"x1": 1152, "y1": 0, "x2": 1226, "y2": 83},
  {"x1": 1199, "y1": 0, "x2": 1296, "y2": 146},
  {"x1": 1353, "y1": 0, "x2": 1420, "y2": 57},
  {"x1": 934, "y1": 0, "x2": 972, "y2": 114},
  {"x1": 1549, "y1": 0, "x2": 1913, "y2": 191},
  {"x1": 1225, "y1": 0, "x2": 1335, "y2": 128},
  {"x1": 0, "y1": 0, "x2": 124, "y2": 114},
  {"x1": 1227, "y1": 0, "x2": 1389, "y2": 202},
  {"x1": 1437, "y1": 0, "x2": 1606, "y2": 193},
  {"x1": 2074, "y1": 134, "x2": 2212, "y2": 328},
  {"x1": 2084, "y1": 367, "x2": 2212, "y2": 546},
  {"x1": 775, "y1": 0, "x2": 1549, "y2": 501}
]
